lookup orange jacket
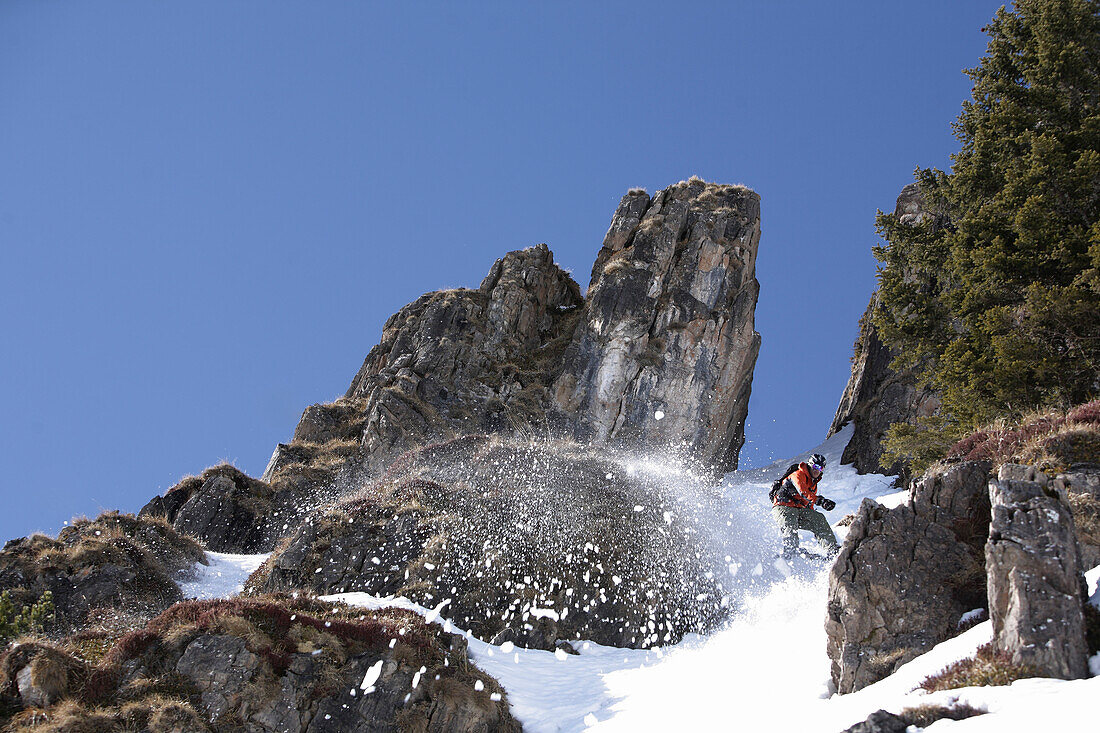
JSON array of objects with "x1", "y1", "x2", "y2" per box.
[{"x1": 773, "y1": 462, "x2": 821, "y2": 509}]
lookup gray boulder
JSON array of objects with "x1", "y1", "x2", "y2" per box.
[
  {"x1": 342, "y1": 241, "x2": 584, "y2": 470},
  {"x1": 841, "y1": 710, "x2": 909, "y2": 733},
  {"x1": 827, "y1": 461, "x2": 991, "y2": 693},
  {"x1": 986, "y1": 467, "x2": 1089, "y2": 679}
]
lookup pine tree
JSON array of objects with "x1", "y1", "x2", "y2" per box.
[{"x1": 873, "y1": 0, "x2": 1100, "y2": 444}]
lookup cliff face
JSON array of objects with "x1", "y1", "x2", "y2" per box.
[
  {"x1": 336, "y1": 179, "x2": 761, "y2": 477},
  {"x1": 341, "y1": 241, "x2": 584, "y2": 466},
  {"x1": 828, "y1": 183, "x2": 941, "y2": 480},
  {"x1": 553, "y1": 181, "x2": 761, "y2": 473},
  {"x1": 143, "y1": 180, "x2": 762, "y2": 553}
]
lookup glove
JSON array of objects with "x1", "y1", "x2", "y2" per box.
[{"x1": 818, "y1": 497, "x2": 836, "y2": 511}]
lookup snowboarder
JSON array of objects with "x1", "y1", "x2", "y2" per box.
[{"x1": 771, "y1": 453, "x2": 839, "y2": 560}]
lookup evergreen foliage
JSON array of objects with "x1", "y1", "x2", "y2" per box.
[
  {"x1": 873, "y1": 0, "x2": 1100, "y2": 459},
  {"x1": 0, "y1": 590, "x2": 54, "y2": 645}
]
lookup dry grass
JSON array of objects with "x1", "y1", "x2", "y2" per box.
[
  {"x1": 1068, "y1": 492, "x2": 1100, "y2": 548},
  {"x1": 5, "y1": 692, "x2": 212, "y2": 732},
  {"x1": 0, "y1": 512, "x2": 205, "y2": 630},
  {"x1": 602, "y1": 256, "x2": 633, "y2": 276},
  {"x1": 897, "y1": 702, "x2": 985, "y2": 727},
  {"x1": 918, "y1": 642, "x2": 1039, "y2": 692},
  {"x1": 866, "y1": 647, "x2": 911, "y2": 679},
  {"x1": 946, "y1": 399, "x2": 1100, "y2": 471}
]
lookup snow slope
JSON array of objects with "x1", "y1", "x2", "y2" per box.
[{"x1": 183, "y1": 427, "x2": 1100, "y2": 731}]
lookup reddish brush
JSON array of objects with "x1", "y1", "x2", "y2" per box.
[
  {"x1": 1068, "y1": 400, "x2": 1100, "y2": 425},
  {"x1": 103, "y1": 629, "x2": 159, "y2": 667},
  {"x1": 946, "y1": 399, "x2": 1100, "y2": 464}
]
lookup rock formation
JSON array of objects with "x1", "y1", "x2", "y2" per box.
[
  {"x1": 342, "y1": 242, "x2": 585, "y2": 467},
  {"x1": 828, "y1": 183, "x2": 942, "y2": 480},
  {"x1": 142, "y1": 180, "x2": 763, "y2": 553},
  {"x1": 140, "y1": 464, "x2": 291, "y2": 554},
  {"x1": 0, "y1": 596, "x2": 519, "y2": 732},
  {"x1": 986, "y1": 465, "x2": 1090, "y2": 679},
  {"x1": 247, "y1": 434, "x2": 731, "y2": 650},
  {"x1": 826, "y1": 461, "x2": 991, "y2": 693},
  {"x1": 0, "y1": 512, "x2": 205, "y2": 631},
  {"x1": 553, "y1": 182, "x2": 761, "y2": 473}
]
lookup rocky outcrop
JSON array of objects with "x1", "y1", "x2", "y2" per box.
[
  {"x1": 140, "y1": 464, "x2": 300, "y2": 553},
  {"x1": 0, "y1": 596, "x2": 518, "y2": 732},
  {"x1": 248, "y1": 434, "x2": 730, "y2": 650},
  {"x1": 986, "y1": 465, "x2": 1090, "y2": 679},
  {"x1": 553, "y1": 181, "x2": 761, "y2": 473},
  {"x1": 143, "y1": 180, "x2": 763, "y2": 552},
  {"x1": 828, "y1": 183, "x2": 943, "y2": 480},
  {"x1": 342, "y1": 242, "x2": 585, "y2": 465},
  {"x1": 0, "y1": 512, "x2": 205, "y2": 631},
  {"x1": 827, "y1": 461, "x2": 991, "y2": 693}
]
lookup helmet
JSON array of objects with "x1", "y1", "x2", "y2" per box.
[{"x1": 809, "y1": 454, "x2": 827, "y2": 470}]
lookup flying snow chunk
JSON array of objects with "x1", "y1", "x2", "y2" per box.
[
  {"x1": 490, "y1": 692, "x2": 502, "y2": 702},
  {"x1": 584, "y1": 713, "x2": 598, "y2": 726},
  {"x1": 474, "y1": 680, "x2": 484, "y2": 692},
  {"x1": 633, "y1": 505, "x2": 645, "y2": 512},
  {"x1": 654, "y1": 410, "x2": 665, "y2": 420},
  {"x1": 425, "y1": 598, "x2": 452, "y2": 625},
  {"x1": 555, "y1": 647, "x2": 569, "y2": 661},
  {"x1": 360, "y1": 660, "x2": 384, "y2": 691},
  {"x1": 500, "y1": 641, "x2": 515, "y2": 653}
]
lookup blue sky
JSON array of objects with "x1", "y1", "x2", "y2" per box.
[{"x1": 0, "y1": 1, "x2": 1002, "y2": 542}]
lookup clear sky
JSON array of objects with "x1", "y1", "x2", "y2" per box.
[{"x1": 0, "y1": 1, "x2": 1003, "y2": 542}]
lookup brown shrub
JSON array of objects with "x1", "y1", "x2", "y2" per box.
[
  {"x1": 898, "y1": 702, "x2": 985, "y2": 727},
  {"x1": 946, "y1": 399, "x2": 1100, "y2": 470},
  {"x1": 919, "y1": 642, "x2": 1039, "y2": 691},
  {"x1": 4, "y1": 694, "x2": 211, "y2": 733}
]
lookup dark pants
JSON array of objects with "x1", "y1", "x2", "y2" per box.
[{"x1": 773, "y1": 505, "x2": 839, "y2": 559}]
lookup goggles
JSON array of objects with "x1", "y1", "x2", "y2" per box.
[{"x1": 811, "y1": 463, "x2": 824, "y2": 472}]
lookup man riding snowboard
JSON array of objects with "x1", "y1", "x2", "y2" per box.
[{"x1": 771, "y1": 453, "x2": 839, "y2": 560}]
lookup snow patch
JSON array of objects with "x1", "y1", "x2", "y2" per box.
[{"x1": 179, "y1": 552, "x2": 269, "y2": 599}]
